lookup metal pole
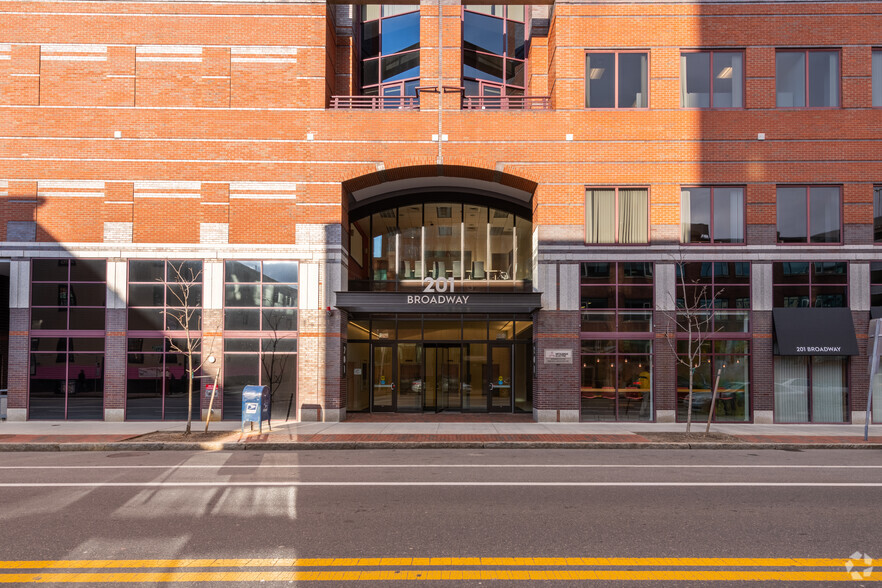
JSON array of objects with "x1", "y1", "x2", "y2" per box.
[{"x1": 866, "y1": 321, "x2": 880, "y2": 442}]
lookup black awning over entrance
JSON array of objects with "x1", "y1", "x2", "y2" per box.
[
  {"x1": 772, "y1": 307, "x2": 858, "y2": 356},
  {"x1": 335, "y1": 291, "x2": 542, "y2": 314}
]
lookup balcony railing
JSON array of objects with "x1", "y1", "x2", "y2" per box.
[
  {"x1": 462, "y1": 95, "x2": 551, "y2": 110},
  {"x1": 329, "y1": 95, "x2": 420, "y2": 110}
]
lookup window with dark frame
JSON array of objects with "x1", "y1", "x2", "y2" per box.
[
  {"x1": 359, "y1": 5, "x2": 420, "y2": 99},
  {"x1": 680, "y1": 50, "x2": 743, "y2": 108},
  {"x1": 680, "y1": 187, "x2": 745, "y2": 244},
  {"x1": 874, "y1": 186, "x2": 882, "y2": 243},
  {"x1": 674, "y1": 262, "x2": 751, "y2": 423},
  {"x1": 222, "y1": 260, "x2": 299, "y2": 421},
  {"x1": 30, "y1": 259, "x2": 106, "y2": 332},
  {"x1": 127, "y1": 260, "x2": 203, "y2": 332},
  {"x1": 874, "y1": 50, "x2": 882, "y2": 107},
  {"x1": 585, "y1": 51, "x2": 649, "y2": 108},
  {"x1": 462, "y1": 5, "x2": 526, "y2": 99},
  {"x1": 772, "y1": 262, "x2": 847, "y2": 308},
  {"x1": 776, "y1": 49, "x2": 839, "y2": 107},
  {"x1": 585, "y1": 188, "x2": 649, "y2": 244},
  {"x1": 579, "y1": 262, "x2": 654, "y2": 422},
  {"x1": 776, "y1": 186, "x2": 841, "y2": 244},
  {"x1": 872, "y1": 262, "x2": 882, "y2": 308}
]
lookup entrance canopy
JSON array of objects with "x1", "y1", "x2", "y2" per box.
[
  {"x1": 772, "y1": 307, "x2": 858, "y2": 356},
  {"x1": 336, "y1": 291, "x2": 542, "y2": 314}
]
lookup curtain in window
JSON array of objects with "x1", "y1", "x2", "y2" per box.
[
  {"x1": 680, "y1": 189, "x2": 691, "y2": 243},
  {"x1": 716, "y1": 187, "x2": 744, "y2": 243},
  {"x1": 618, "y1": 189, "x2": 648, "y2": 244},
  {"x1": 586, "y1": 189, "x2": 616, "y2": 243},
  {"x1": 774, "y1": 356, "x2": 808, "y2": 422},
  {"x1": 679, "y1": 55, "x2": 688, "y2": 107},
  {"x1": 638, "y1": 54, "x2": 648, "y2": 107},
  {"x1": 811, "y1": 356, "x2": 846, "y2": 423}
]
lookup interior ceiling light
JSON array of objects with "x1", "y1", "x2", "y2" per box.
[
  {"x1": 716, "y1": 66, "x2": 733, "y2": 79},
  {"x1": 589, "y1": 67, "x2": 605, "y2": 80}
]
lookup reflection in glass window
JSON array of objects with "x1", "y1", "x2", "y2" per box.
[
  {"x1": 360, "y1": 5, "x2": 420, "y2": 97},
  {"x1": 31, "y1": 259, "x2": 106, "y2": 332},
  {"x1": 224, "y1": 261, "x2": 298, "y2": 332},
  {"x1": 874, "y1": 186, "x2": 882, "y2": 243},
  {"x1": 776, "y1": 50, "x2": 839, "y2": 107},
  {"x1": 585, "y1": 52, "x2": 648, "y2": 108},
  {"x1": 463, "y1": 5, "x2": 526, "y2": 99},
  {"x1": 874, "y1": 50, "x2": 882, "y2": 107},
  {"x1": 580, "y1": 262, "x2": 653, "y2": 333},
  {"x1": 581, "y1": 340, "x2": 652, "y2": 421},
  {"x1": 776, "y1": 186, "x2": 840, "y2": 243},
  {"x1": 681, "y1": 187, "x2": 744, "y2": 243},
  {"x1": 773, "y1": 262, "x2": 847, "y2": 308},
  {"x1": 681, "y1": 51, "x2": 743, "y2": 108},
  {"x1": 677, "y1": 340, "x2": 750, "y2": 422},
  {"x1": 128, "y1": 260, "x2": 203, "y2": 332}
]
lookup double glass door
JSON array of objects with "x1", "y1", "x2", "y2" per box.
[{"x1": 369, "y1": 342, "x2": 515, "y2": 412}]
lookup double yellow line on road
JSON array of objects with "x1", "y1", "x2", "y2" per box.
[{"x1": 0, "y1": 557, "x2": 874, "y2": 583}]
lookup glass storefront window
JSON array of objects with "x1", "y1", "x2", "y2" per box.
[
  {"x1": 677, "y1": 340, "x2": 750, "y2": 422},
  {"x1": 581, "y1": 340, "x2": 652, "y2": 421},
  {"x1": 773, "y1": 262, "x2": 847, "y2": 308},
  {"x1": 677, "y1": 262, "x2": 750, "y2": 333},
  {"x1": 126, "y1": 337, "x2": 200, "y2": 421},
  {"x1": 30, "y1": 337, "x2": 104, "y2": 420},
  {"x1": 350, "y1": 202, "x2": 532, "y2": 291},
  {"x1": 774, "y1": 355, "x2": 847, "y2": 422},
  {"x1": 128, "y1": 260, "x2": 203, "y2": 333}
]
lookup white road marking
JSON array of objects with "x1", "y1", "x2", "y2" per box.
[
  {"x1": 0, "y1": 482, "x2": 879, "y2": 488},
  {"x1": 0, "y1": 464, "x2": 879, "y2": 470}
]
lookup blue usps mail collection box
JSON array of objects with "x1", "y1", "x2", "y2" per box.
[{"x1": 241, "y1": 385, "x2": 271, "y2": 433}]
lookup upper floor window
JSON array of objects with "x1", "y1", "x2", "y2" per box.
[
  {"x1": 128, "y1": 260, "x2": 203, "y2": 331},
  {"x1": 463, "y1": 5, "x2": 526, "y2": 99},
  {"x1": 680, "y1": 51, "x2": 743, "y2": 108},
  {"x1": 874, "y1": 50, "x2": 882, "y2": 107},
  {"x1": 31, "y1": 259, "x2": 106, "y2": 331},
  {"x1": 360, "y1": 5, "x2": 420, "y2": 98},
  {"x1": 776, "y1": 186, "x2": 840, "y2": 244},
  {"x1": 585, "y1": 51, "x2": 648, "y2": 108},
  {"x1": 349, "y1": 202, "x2": 532, "y2": 291},
  {"x1": 776, "y1": 50, "x2": 839, "y2": 107},
  {"x1": 224, "y1": 261, "x2": 299, "y2": 332},
  {"x1": 681, "y1": 187, "x2": 744, "y2": 244},
  {"x1": 585, "y1": 188, "x2": 648, "y2": 244},
  {"x1": 773, "y1": 262, "x2": 847, "y2": 307}
]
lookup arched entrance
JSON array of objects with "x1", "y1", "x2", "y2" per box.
[{"x1": 338, "y1": 166, "x2": 540, "y2": 414}]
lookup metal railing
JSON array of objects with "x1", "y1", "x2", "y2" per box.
[
  {"x1": 329, "y1": 95, "x2": 420, "y2": 110},
  {"x1": 462, "y1": 95, "x2": 551, "y2": 110}
]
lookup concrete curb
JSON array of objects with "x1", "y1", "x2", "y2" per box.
[{"x1": 0, "y1": 441, "x2": 880, "y2": 451}]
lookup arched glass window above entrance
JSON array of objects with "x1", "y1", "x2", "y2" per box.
[{"x1": 349, "y1": 202, "x2": 532, "y2": 292}]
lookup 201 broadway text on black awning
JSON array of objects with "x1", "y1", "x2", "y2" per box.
[{"x1": 772, "y1": 307, "x2": 858, "y2": 356}]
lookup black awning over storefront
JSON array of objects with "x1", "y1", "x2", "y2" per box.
[
  {"x1": 335, "y1": 291, "x2": 543, "y2": 314},
  {"x1": 772, "y1": 307, "x2": 858, "y2": 356}
]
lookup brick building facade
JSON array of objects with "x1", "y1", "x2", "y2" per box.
[{"x1": 1, "y1": 0, "x2": 880, "y2": 424}]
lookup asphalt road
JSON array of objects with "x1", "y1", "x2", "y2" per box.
[{"x1": 0, "y1": 449, "x2": 879, "y2": 586}]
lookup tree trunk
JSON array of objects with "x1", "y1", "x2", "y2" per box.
[
  {"x1": 185, "y1": 352, "x2": 193, "y2": 435},
  {"x1": 686, "y1": 367, "x2": 694, "y2": 434}
]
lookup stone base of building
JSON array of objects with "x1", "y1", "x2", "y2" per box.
[
  {"x1": 656, "y1": 410, "x2": 675, "y2": 423},
  {"x1": 754, "y1": 410, "x2": 774, "y2": 424},
  {"x1": 5, "y1": 408, "x2": 26, "y2": 422},
  {"x1": 324, "y1": 408, "x2": 345, "y2": 422},
  {"x1": 533, "y1": 408, "x2": 580, "y2": 423},
  {"x1": 851, "y1": 411, "x2": 871, "y2": 424},
  {"x1": 104, "y1": 409, "x2": 124, "y2": 422}
]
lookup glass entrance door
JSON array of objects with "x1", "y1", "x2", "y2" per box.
[
  {"x1": 397, "y1": 343, "x2": 423, "y2": 411},
  {"x1": 426, "y1": 344, "x2": 461, "y2": 412},
  {"x1": 372, "y1": 344, "x2": 394, "y2": 411},
  {"x1": 490, "y1": 345, "x2": 513, "y2": 411}
]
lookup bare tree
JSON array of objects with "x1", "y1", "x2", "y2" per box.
[
  {"x1": 261, "y1": 308, "x2": 296, "y2": 421},
  {"x1": 666, "y1": 261, "x2": 722, "y2": 434},
  {"x1": 163, "y1": 261, "x2": 211, "y2": 435}
]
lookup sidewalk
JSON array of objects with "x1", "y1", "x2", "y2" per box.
[{"x1": 1, "y1": 416, "x2": 881, "y2": 450}]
